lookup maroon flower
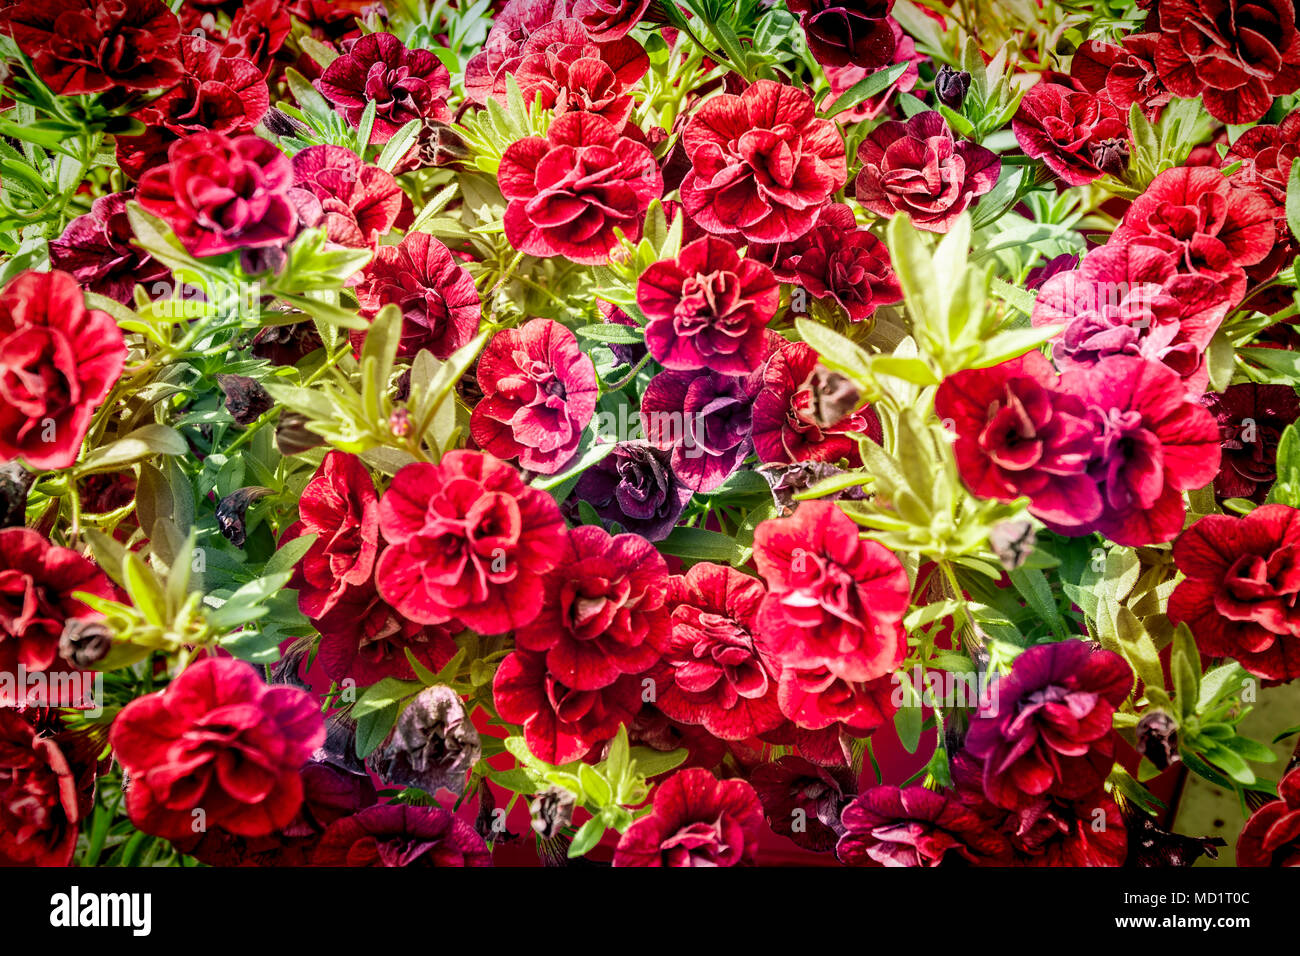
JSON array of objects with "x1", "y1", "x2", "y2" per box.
[
  {"x1": 637, "y1": 237, "x2": 778, "y2": 374},
  {"x1": 573, "y1": 0, "x2": 652, "y2": 38},
  {"x1": 1226, "y1": 111, "x2": 1300, "y2": 280},
  {"x1": 375, "y1": 451, "x2": 568, "y2": 633},
  {"x1": 1012, "y1": 82, "x2": 1130, "y2": 185},
  {"x1": 0, "y1": 709, "x2": 85, "y2": 865},
  {"x1": 49, "y1": 191, "x2": 168, "y2": 305},
  {"x1": 571, "y1": 441, "x2": 694, "y2": 541},
  {"x1": 313, "y1": 804, "x2": 491, "y2": 866},
  {"x1": 613, "y1": 767, "x2": 764, "y2": 866},
  {"x1": 463, "y1": 0, "x2": 573, "y2": 103},
  {"x1": 1, "y1": 0, "x2": 183, "y2": 95},
  {"x1": 855, "y1": 111, "x2": 1000, "y2": 233},
  {"x1": 680, "y1": 80, "x2": 847, "y2": 243},
  {"x1": 110, "y1": 657, "x2": 325, "y2": 841},
  {"x1": 470, "y1": 318, "x2": 598, "y2": 475},
  {"x1": 1169, "y1": 504, "x2": 1300, "y2": 681},
  {"x1": 314, "y1": 579, "x2": 458, "y2": 687},
  {"x1": 133, "y1": 34, "x2": 268, "y2": 136},
  {"x1": 837, "y1": 785, "x2": 1009, "y2": 866},
  {"x1": 224, "y1": 0, "x2": 292, "y2": 73},
  {"x1": 820, "y1": 20, "x2": 919, "y2": 122},
  {"x1": 318, "y1": 32, "x2": 450, "y2": 144},
  {"x1": 1203, "y1": 383, "x2": 1300, "y2": 502},
  {"x1": 138, "y1": 131, "x2": 297, "y2": 258},
  {"x1": 1238, "y1": 764, "x2": 1300, "y2": 866},
  {"x1": 0, "y1": 269, "x2": 126, "y2": 471},
  {"x1": 786, "y1": 0, "x2": 896, "y2": 69},
  {"x1": 1071, "y1": 35, "x2": 1170, "y2": 119},
  {"x1": 498, "y1": 111, "x2": 663, "y2": 264},
  {"x1": 640, "y1": 367, "x2": 758, "y2": 492},
  {"x1": 751, "y1": 755, "x2": 855, "y2": 851},
  {"x1": 289, "y1": 145, "x2": 404, "y2": 248}
]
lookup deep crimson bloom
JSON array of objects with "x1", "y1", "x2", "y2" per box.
[
  {"x1": 317, "y1": 32, "x2": 450, "y2": 144},
  {"x1": 290, "y1": 145, "x2": 404, "y2": 249},
  {"x1": 351, "y1": 231, "x2": 480, "y2": 360},
  {"x1": 1, "y1": 0, "x2": 183, "y2": 95},
  {"x1": 640, "y1": 368, "x2": 759, "y2": 492},
  {"x1": 0, "y1": 709, "x2": 85, "y2": 865},
  {"x1": 573, "y1": 0, "x2": 651, "y2": 38},
  {"x1": 1238, "y1": 764, "x2": 1300, "y2": 865},
  {"x1": 499, "y1": 111, "x2": 662, "y2": 264},
  {"x1": 966, "y1": 640, "x2": 1131, "y2": 810},
  {"x1": 774, "y1": 665, "x2": 897, "y2": 737},
  {"x1": 1032, "y1": 241, "x2": 1231, "y2": 396},
  {"x1": 751, "y1": 340, "x2": 882, "y2": 466},
  {"x1": 1169, "y1": 504, "x2": 1300, "y2": 681},
  {"x1": 572, "y1": 441, "x2": 694, "y2": 541},
  {"x1": 470, "y1": 318, "x2": 598, "y2": 475},
  {"x1": 49, "y1": 191, "x2": 168, "y2": 305},
  {"x1": 134, "y1": 34, "x2": 268, "y2": 136},
  {"x1": 1012, "y1": 82, "x2": 1130, "y2": 185},
  {"x1": 613, "y1": 767, "x2": 763, "y2": 866},
  {"x1": 786, "y1": 0, "x2": 896, "y2": 69},
  {"x1": 493, "y1": 648, "x2": 642, "y2": 763},
  {"x1": 751, "y1": 755, "x2": 855, "y2": 851},
  {"x1": 1226, "y1": 111, "x2": 1300, "y2": 279},
  {"x1": 138, "y1": 131, "x2": 297, "y2": 257},
  {"x1": 463, "y1": 0, "x2": 573, "y2": 103},
  {"x1": 515, "y1": 525, "x2": 669, "y2": 690},
  {"x1": 680, "y1": 80, "x2": 847, "y2": 243},
  {"x1": 837, "y1": 785, "x2": 1009, "y2": 866},
  {"x1": 637, "y1": 237, "x2": 778, "y2": 374},
  {"x1": 375, "y1": 450, "x2": 568, "y2": 633},
  {"x1": 647, "y1": 562, "x2": 785, "y2": 740},
  {"x1": 110, "y1": 657, "x2": 325, "y2": 840},
  {"x1": 1203, "y1": 383, "x2": 1300, "y2": 502},
  {"x1": 313, "y1": 804, "x2": 491, "y2": 866},
  {"x1": 854, "y1": 111, "x2": 999, "y2": 232},
  {"x1": 0, "y1": 269, "x2": 126, "y2": 471},
  {"x1": 1071, "y1": 35, "x2": 1170, "y2": 119},
  {"x1": 820, "y1": 20, "x2": 919, "y2": 122},
  {"x1": 224, "y1": 0, "x2": 292, "y2": 72},
  {"x1": 753, "y1": 500, "x2": 908, "y2": 683},
  {"x1": 282, "y1": 451, "x2": 380, "y2": 620},
  {"x1": 1154, "y1": 0, "x2": 1300, "y2": 124}
]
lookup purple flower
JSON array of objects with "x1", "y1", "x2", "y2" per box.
[
  {"x1": 640, "y1": 369, "x2": 758, "y2": 492},
  {"x1": 49, "y1": 192, "x2": 168, "y2": 304},
  {"x1": 572, "y1": 441, "x2": 693, "y2": 541}
]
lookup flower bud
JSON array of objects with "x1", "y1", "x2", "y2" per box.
[{"x1": 935, "y1": 66, "x2": 971, "y2": 109}]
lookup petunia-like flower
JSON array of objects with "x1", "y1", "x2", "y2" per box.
[
  {"x1": 965, "y1": 640, "x2": 1132, "y2": 810},
  {"x1": 1238, "y1": 764, "x2": 1300, "y2": 865},
  {"x1": 837, "y1": 785, "x2": 1009, "y2": 866},
  {"x1": 351, "y1": 231, "x2": 481, "y2": 360},
  {"x1": 1226, "y1": 111, "x2": 1300, "y2": 280},
  {"x1": 1, "y1": 0, "x2": 183, "y2": 95},
  {"x1": 224, "y1": 0, "x2": 292, "y2": 73},
  {"x1": 1203, "y1": 383, "x2": 1300, "y2": 503},
  {"x1": 854, "y1": 111, "x2": 999, "y2": 233},
  {"x1": 110, "y1": 657, "x2": 325, "y2": 841},
  {"x1": 1070, "y1": 35, "x2": 1170, "y2": 120},
  {"x1": 572, "y1": 441, "x2": 694, "y2": 541},
  {"x1": 49, "y1": 192, "x2": 169, "y2": 305},
  {"x1": 463, "y1": 0, "x2": 573, "y2": 102},
  {"x1": 375, "y1": 450, "x2": 568, "y2": 633},
  {"x1": 313, "y1": 804, "x2": 491, "y2": 866},
  {"x1": 774, "y1": 665, "x2": 897, "y2": 738},
  {"x1": 289, "y1": 145, "x2": 404, "y2": 249},
  {"x1": 647, "y1": 562, "x2": 785, "y2": 740},
  {"x1": 1012, "y1": 82, "x2": 1130, "y2": 185},
  {"x1": 133, "y1": 34, "x2": 268, "y2": 137},
  {"x1": 317, "y1": 32, "x2": 451, "y2": 144},
  {"x1": 493, "y1": 647, "x2": 642, "y2": 763},
  {"x1": 786, "y1": 0, "x2": 896, "y2": 70},
  {"x1": 637, "y1": 237, "x2": 778, "y2": 374},
  {"x1": 0, "y1": 269, "x2": 126, "y2": 472},
  {"x1": 469, "y1": 318, "x2": 598, "y2": 475},
  {"x1": 820, "y1": 20, "x2": 919, "y2": 122},
  {"x1": 641, "y1": 367, "x2": 759, "y2": 492},
  {"x1": 514, "y1": 525, "x2": 670, "y2": 690},
  {"x1": 1153, "y1": 0, "x2": 1300, "y2": 124},
  {"x1": 498, "y1": 111, "x2": 662, "y2": 264},
  {"x1": 573, "y1": 0, "x2": 652, "y2": 38},
  {"x1": 751, "y1": 755, "x2": 856, "y2": 851},
  {"x1": 1169, "y1": 504, "x2": 1300, "y2": 681},
  {"x1": 613, "y1": 767, "x2": 764, "y2": 866},
  {"x1": 753, "y1": 500, "x2": 909, "y2": 683},
  {"x1": 138, "y1": 131, "x2": 297, "y2": 258},
  {"x1": 0, "y1": 709, "x2": 85, "y2": 865},
  {"x1": 680, "y1": 80, "x2": 847, "y2": 243},
  {"x1": 752, "y1": 340, "x2": 882, "y2": 466}
]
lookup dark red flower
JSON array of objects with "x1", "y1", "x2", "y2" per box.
[
  {"x1": 0, "y1": 709, "x2": 85, "y2": 865},
  {"x1": 751, "y1": 755, "x2": 855, "y2": 851},
  {"x1": 680, "y1": 80, "x2": 847, "y2": 243},
  {"x1": 111, "y1": 657, "x2": 325, "y2": 841},
  {"x1": 837, "y1": 785, "x2": 1009, "y2": 866},
  {"x1": 640, "y1": 367, "x2": 759, "y2": 492},
  {"x1": 571, "y1": 441, "x2": 694, "y2": 541},
  {"x1": 313, "y1": 804, "x2": 491, "y2": 866},
  {"x1": 1169, "y1": 504, "x2": 1300, "y2": 681},
  {"x1": 854, "y1": 111, "x2": 999, "y2": 233},
  {"x1": 573, "y1": 0, "x2": 651, "y2": 39},
  {"x1": 0, "y1": 269, "x2": 126, "y2": 471},
  {"x1": 498, "y1": 111, "x2": 663, "y2": 264},
  {"x1": 613, "y1": 767, "x2": 764, "y2": 866},
  {"x1": 463, "y1": 0, "x2": 573, "y2": 103},
  {"x1": 1225, "y1": 111, "x2": 1300, "y2": 280},
  {"x1": 134, "y1": 34, "x2": 268, "y2": 136},
  {"x1": 1, "y1": 0, "x2": 183, "y2": 95},
  {"x1": 786, "y1": 0, "x2": 896, "y2": 69},
  {"x1": 1012, "y1": 82, "x2": 1130, "y2": 185},
  {"x1": 49, "y1": 191, "x2": 169, "y2": 305},
  {"x1": 138, "y1": 131, "x2": 297, "y2": 257},
  {"x1": 637, "y1": 237, "x2": 778, "y2": 374},
  {"x1": 1203, "y1": 383, "x2": 1300, "y2": 503},
  {"x1": 314, "y1": 579, "x2": 458, "y2": 687},
  {"x1": 1238, "y1": 764, "x2": 1300, "y2": 865},
  {"x1": 820, "y1": 20, "x2": 919, "y2": 122},
  {"x1": 224, "y1": 0, "x2": 292, "y2": 73},
  {"x1": 470, "y1": 318, "x2": 598, "y2": 474},
  {"x1": 1071, "y1": 35, "x2": 1170, "y2": 119},
  {"x1": 774, "y1": 665, "x2": 897, "y2": 737},
  {"x1": 318, "y1": 32, "x2": 450, "y2": 144},
  {"x1": 289, "y1": 145, "x2": 404, "y2": 248},
  {"x1": 375, "y1": 450, "x2": 568, "y2": 633}
]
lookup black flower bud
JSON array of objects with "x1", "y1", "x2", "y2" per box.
[
  {"x1": 215, "y1": 486, "x2": 274, "y2": 547},
  {"x1": 0, "y1": 461, "x2": 34, "y2": 528},
  {"x1": 1136, "y1": 710, "x2": 1180, "y2": 771},
  {"x1": 807, "y1": 367, "x2": 860, "y2": 428},
  {"x1": 935, "y1": 66, "x2": 971, "y2": 110},
  {"x1": 366, "y1": 685, "x2": 482, "y2": 797},
  {"x1": 215, "y1": 374, "x2": 274, "y2": 426},
  {"x1": 1090, "y1": 137, "x2": 1130, "y2": 178},
  {"x1": 275, "y1": 413, "x2": 325, "y2": 456}
]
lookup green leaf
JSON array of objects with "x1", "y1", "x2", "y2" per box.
[
  {"x1": 893, "y1": 671, "x2": 922, "y2": 753},
  {"x1": 567, "y1": 815, "x2": 606, "y2": 858},
  {"x1": 1268, "y1": 422, "x2": 1300, "y2": 507},
  {"x1": 355, "y1": 702, "x2": 398, "y2": 759},
  {"x1": 1171, "y1": 622, "x2": 1201, "y2": 719},
  {"x1": 263, "y1": 533, "x2": 317, "y2": 578},
  {"x1": 1287, "y1": 159, "x2": 1300, "y2": 243},
  {"x1": 376, "y1": 119, "x2": 422, "y2": 172},
  {"x1": 628, "y1": 746, "x2": 688, "y2": 779},
  {"x1": 821, "y1": 62, "x2": 909, "y2": 118},
  {"x1": 656, "y1": 526, "x2": 739, "y2": 564},
  {"x1": 78, "y1": 424, "x2": 188, "y2": 473},
  {"x1": 574, "y1": 322, "x2": 645, "y2": 345}
]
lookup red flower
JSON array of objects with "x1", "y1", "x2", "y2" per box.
[
  {"x1": 289, "y1": 145, "x2": 403, "y2": 248},
  {"x1": 515, "y1": 525, "x2": 669, "y2": 690},
  {"x1": 1226, "y1": 111, "x2": 1300, "y2": 280},
  {"x1": 637, "y1": 237, "x2": 778, "y2": 374},
  {"x1": 774, "y1": 665, "x2": 897, "y2": 736},
  {"x1": 750, "y1": 755, "x2": 855, "y2": 851},
  {"x1": 313, "y1": 804, "x2": 491, "y2": 866},
  {"x1": 786, "y1": 0, "x2": 896, "y2": 70},
  {"x1": 0, "y1": 709, "x2": 84, "y2": 865},
  {"x1": 640, "y1": 368, "x2": 759, "y2": 492},
  {"x1": 753, "y1": 500, "x2": 909, "y2": 683},
  {"x1": 134, "y1": 34, "x2": 268, "y2": 136},
  {"x1": 469, "y1": 318, "x2": 598, "y2": 474},
  {"x1": 1071, "y1": 35, "x2": 1170, "y2": 119},
  {"x1": 110, "y1": 657, "x2": 325, "y2": 841},
  {"x1": 375, "y1": 450, "x2": 568, "y2": 633},
  {"x1": 837, "y1": 785, "x2": 1009, "y2": 866},
  {"x1": 1204, "y1": 383, "x2": 1300, "y2": 503},
  {"x1": 463, "y1": 0, "x2": 573, "y2": 103},
  {"x1": 819, "y1": 20, "x2": 919, "y2": 122},
  {"x1": 1169, "y1": 504, "x2": 1300, "y2": 680},
  {"x1": 573, "y1": 0, "x2": 651, "y2": 39},
  {"x1": 1154, "y1": 0, "x2": 1300, "y2": 124},
  {"x1": 613, "y1": 767, "x2": 764, "y2": 866},
  {"x1": 1238, "y1": 764, "x2": 1300, "y2": 865},
  {"x1": 680, "y1": 80, "x2": 847, "y2": 243},
  {"x1": 0, "y1": 269, "x2": 126, "y2": 471},
  {"x1": 854, "y1": 111, "x2": 999, "y2": 233},
  {"x1": 1012, "y1": 82, "x2": 1129, "y2": 185},
  {"x1": 498, "y1": 111, "x2": 662, "y2": 264},
  {"x1": 492, "y1": 648, "x2": 642, "y2": 763},
  {"x1": 352, "y1": 232, "x2": 480, "y2": 360},
  {"x1": 138, "y1": 131, "x2": 297, "y2": 258},
  {"x1": 224, "y1": 0, "x2": 292, "y2": 73},
  {"x1": 1, "y1": 0, "x2": 182, "y2": 95},
  {"x1": 314, "y1": 579, "x2": 458, "y2": 687},
  {"x1": 49, "y1": 191, "x2": 169, "y2": 305},
  {"x1": 648, "y1": 562, "x2": 785, "y2": 740},
  {"x1": 317, "y1": 32, "x2": 450, "y2": 144}
]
